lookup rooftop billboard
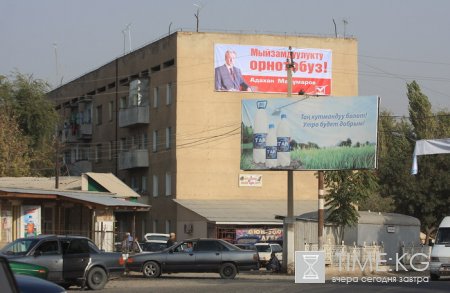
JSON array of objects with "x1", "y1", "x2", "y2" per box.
[
  {"x1": 214, "y1": 44, "x2": 332, "y2": 95},
  {"x1": 241, "y1": 96, "x2": 380, "y2": 171}
]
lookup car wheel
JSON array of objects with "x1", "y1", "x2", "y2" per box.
[
  {"x1": 219, "y1": 263, "x2": 237, "y2": 279},
  {"x1": 430, "y1": 273, "x2": 440, "y2": 281},
  {"x1": 143, "y1": 261, "x2": 161, "y2": 278},
  {"x1": 86, "y1": 267, "x2": 108, "y2": 290}
]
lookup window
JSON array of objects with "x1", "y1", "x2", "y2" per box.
[
  {"x1": 152, "y1": 220, "x2": 158, "y2": 232},
  {"x1": 152, "y1": 175, "x2": 158, "y2": 197},
  {"x1": 165, "y1": 220, "x2": 171, "y2": 234},
  {"x1": 197, "y1": 240, "x2": 223, "y2": 252},
  {"x1": 153, "y1": 130, "x2": 158, "y2": 152},
  {"x1": 120, "y1": 96, "x2": 127, "y2": 109},
  {"x1": 108, "y1": 141, "x2": 112, "y2": 160},
  {"x1": 108, "y1": 101, "x2": 114, "y2": 121},
  {"x1": 142, "y1": 133, "x2": 148, "y2": 149},
  {"x1": 142, "y1": 176, "x2": 147, "y2": 193},
  {"x1": 95, "y1": 144, "x2": 101, "y2": 162},
  {"x1": 153, "y1": 87, "x2": 159, "y2": 108},
  {"x1": 36, "y1": 241, "x2": 59, "y2": 255},
  {"x1": 166, "y1": 127, "x2": 171, "y2": 149},
  {"x1": 63, "y1": 238, "x2": 89, "y2": 254},
  {"x1": 119, "y1": 137, "x2": 127, "y2": 152},
  {"x1": 165, "y1": 172, "x2": 172, "y2": 196},
  {"x1": 131, "y1": 177, "x2": 138, "y2": 191},
  {"x1": 166, "y1": 83, "x2": 173, "y2": 105},
  {"x1": 96, "y1": 105, "x2": 102, "y2": 125}
]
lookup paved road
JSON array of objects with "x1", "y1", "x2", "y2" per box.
[{"x1": 67, "y1": 271, "x2": 449, "y2": 293}]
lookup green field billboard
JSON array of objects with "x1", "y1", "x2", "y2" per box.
[{"x1": 241, "y1": 96, "x2": 380, "y2": 170}]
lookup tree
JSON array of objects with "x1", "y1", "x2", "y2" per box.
[
  {"x1": 378, "y1": 81, "x2": 450, "y2": 243},
  {"x1": 0, "y1": 72, "x2": 58, "y2": 176},
  {"x1": 324, "y1": 170, "x2": 379, "y2": 242},
  {"x1": 0, "y1": 110, "x2": 31, "y2": 176}
]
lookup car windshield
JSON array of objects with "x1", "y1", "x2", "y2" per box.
[
  {"x1": 435, "y1": 228, "x2": 450, "y2": 244},
  {"x1": 256, "y1": 245, "x2": 271, "y2": 253},
  {"x1": 1, "y1": 238, "x2": 39, "y2": 256}
]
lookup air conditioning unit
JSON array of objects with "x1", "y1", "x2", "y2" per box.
[{"x1": 184, "y1": 224, "x2": 193, "y2": 234}]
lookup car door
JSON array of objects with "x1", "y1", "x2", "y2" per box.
[
  {"x1": 164, "y1": 241, "x2": 197, "y2": 272},
  {"x1": 194, "y1": 240, "x2": 223, "y2": 272},
  {"x1": 28, "y1": 239, "x2": 63, "y2": 282},
  {"x1": 62, "y1": 238, "x2": 90, "y2": 281}
]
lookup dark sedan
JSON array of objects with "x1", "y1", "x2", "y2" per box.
[
  {"x1": 1, "y1": 235, "x2": 125, "y2": 290},
  {"x1": 126, "y1": 238, "x2": 259, "y2": 279}
]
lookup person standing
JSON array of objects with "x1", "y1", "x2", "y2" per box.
[
  {"x1": 215, "y1": 50, "x2": 250, "y2": 91},
  {"x1": 167, "y1": 232, "x2": 176, "y2": 247}
]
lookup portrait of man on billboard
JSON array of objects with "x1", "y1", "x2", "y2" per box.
[{"x1": 215, "y1": 49, "x2": 250, "y2": 92}]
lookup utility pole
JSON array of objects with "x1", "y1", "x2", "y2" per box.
[
  {"x1": 283, "y1": 46, "x2": 295, "y2": 274},
  {"x1": 318, "y1": 171, "x2": 325, "y2": 250},
  {"x1": 55, "y1": 136, "x2": 60, "y2": 189}
]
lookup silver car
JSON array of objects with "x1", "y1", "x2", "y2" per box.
[{"x1": 1, "y1": 235, "x2": 125, "y2": 290}]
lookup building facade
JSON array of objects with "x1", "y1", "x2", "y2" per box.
[{"x1": 47, "y1": 31, "x2": 358, "y2": 242}]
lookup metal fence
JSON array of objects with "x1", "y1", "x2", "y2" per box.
[{"x1": 304, "y1": 243, "x2": 384, "y2": 267}]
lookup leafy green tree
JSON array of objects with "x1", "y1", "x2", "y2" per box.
[
  {"x1": 0, "y1": 72, "x2": 58, "y2": 176},
  {"x1": 0, "y1": 110, "x2": 31, "y2": 176},
  {"x1": 324, "y1": 170, "x2": 379, "y2": 241},
  {"x1": 378, "y1": 81, "x2": 450, "y2": 243}
]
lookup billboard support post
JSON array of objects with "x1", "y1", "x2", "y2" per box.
[{"x1": 284, "y1": 46, "x2": 296, "y2": 274}]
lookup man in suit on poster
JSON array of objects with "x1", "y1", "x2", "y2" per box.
[{"x1": 215, "y1": 50, "x2": 251, "y2": 91}]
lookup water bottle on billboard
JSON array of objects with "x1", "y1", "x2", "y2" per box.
[
  {"x1": 265, "y1": 123, "x2": 278, "y2": 168},
  {"x1": 277, "y1": 114, "x2": 291, "y2": 167},
  {"x1": 253, "y1": 100, "x2": 268, "y2": 164}
]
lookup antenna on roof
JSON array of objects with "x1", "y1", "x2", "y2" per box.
[
  {"x1": 343, "y1": 18, "x2": 348, "y2": 38},
  {"x1": 194, "y1": 3, "x2": 205, "y2": 32},
  {"x1": 122, "y1": 23, "x2": 132, "y2": 54}
]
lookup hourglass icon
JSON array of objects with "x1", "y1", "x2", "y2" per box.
[{"x1": 302, "y1": 254, "x2": 319, "y2": 280}]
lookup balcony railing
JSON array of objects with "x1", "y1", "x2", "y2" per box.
[
  {"x1": 118, "y1": 149, "x2": 149, "y2": 170},
  {"x1": 119, "y1": 106, "x2": 149, "y2": 128}
]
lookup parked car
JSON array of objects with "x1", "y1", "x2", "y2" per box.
[
  {"x1": 1, "y1": 235, "x2": 125, "y2": 290},
  {"x1": 430, "y1": 216, "x2": 450, "y2": 280},
  {"x1": 126, "y1": 238, "x2": 260, "y2": 279},
  {"x1": 1, "y1": 255, "x2": 66, "y2": 293},
  {"x1": 9, "y1": 260, "x2": 49, "y2": 279},
  {"x1": 254, "y1": 243, "x2": 283, "y2": 266}
]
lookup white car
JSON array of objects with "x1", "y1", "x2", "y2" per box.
[
  {"x1": 254, "y1": 243, "x2": 283, "y2": 266},
  {"x1": 430, "y1": 216, "x2": 450, "y2": 280},
  {"x1": 144, "y1": 233, "x2": 170, "y2": 243}
]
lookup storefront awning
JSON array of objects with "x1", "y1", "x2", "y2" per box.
[
  {"x1": 0, "y1": 187, "x2": 150, "y2": 211},
  {"x1": 174, "y1": 199, "x2": 317, "y2": 225}
]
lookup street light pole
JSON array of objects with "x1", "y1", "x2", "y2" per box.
[{"x1": 284, "y1": 46, "x2": 295, "y2": 274}]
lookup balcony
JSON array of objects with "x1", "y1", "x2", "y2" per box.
[
  {"x1": 118, "y1": 149, "x2": 149, "y2": 170},
  {"x1": 119, "y1": 106, "x2": 149, "y2": 128},
  {"x1": 78, "y1": 123, "x2": 92, "y2": 139}
]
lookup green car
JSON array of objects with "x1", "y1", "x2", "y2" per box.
[{"x1": 9, "y1": 260, "x2": 49, "y2": 279}]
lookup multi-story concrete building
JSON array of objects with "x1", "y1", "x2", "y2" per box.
[{"x1": 47, "y1": 31, "x2": 358, "y2": 243}]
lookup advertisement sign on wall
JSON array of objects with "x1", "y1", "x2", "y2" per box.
[
  {"x1": 21, "y1": 205, "x2": 41, "y2": 237},
  {"x1": 241, "y1": 96, "x2": 379, "y2": 171},
  {"x1": 214, "y1": 44, "x2": 332, "y2": 95},
  {"x1": 236, "y1": 228, "x2": 283, "y2": 242}
]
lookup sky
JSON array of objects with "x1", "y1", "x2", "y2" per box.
[{"x1": 1, "y1": 0, "x2": 449, "y2": 116}]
